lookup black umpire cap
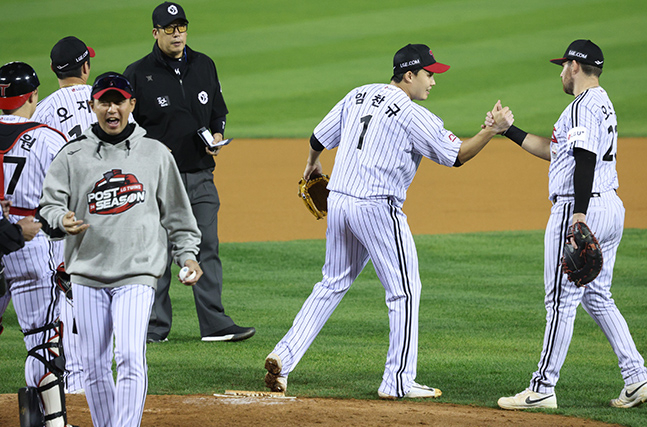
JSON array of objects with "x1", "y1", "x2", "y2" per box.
[
  {"x1": 0, "y1": 62, "x2": 40, "y2": 110},
  {"x1": 153, "y1": 2, "x2": 188, "y2": 27}
]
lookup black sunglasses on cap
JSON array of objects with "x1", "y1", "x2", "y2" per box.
[{"x1": 91, "y1": 73, "x2": 134, "y2": 100}]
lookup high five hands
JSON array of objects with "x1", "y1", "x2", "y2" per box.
[{"x1": 482, "y1": 100, "x2": 514, "y2": 134}]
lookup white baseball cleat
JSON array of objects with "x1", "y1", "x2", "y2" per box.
[
  {"x1": 378, "y1": 382, "x2": 442, "y2": 399},
  {"x1": 264, "y1": 353, "x2": 287, "y2": 393},
  {"x1": 610, "y1": 381, "x2": 647, "y2": 408},
  {"x1": 498, "y1": 388, "x2": 557, "y2": 409}
]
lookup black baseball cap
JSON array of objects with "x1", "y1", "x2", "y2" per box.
[
  {"x1": 0, "y1": 62, "x2": 40, "y2": 110},
  {"x1": 153, "y1": 2, "x2": 188, "y2": 27},
  {"x1": 91, "y1": 72, "x2": 134, "y2": 100},
  {"x1": 393, "y1": 44, "x2": 450, "y2": 75},
  {"x1": 50, "y1": 36, "x2": 95, "y2": 72},
  {"x1": 550, "y1": 39, "x2": 604, "y2": 69}
]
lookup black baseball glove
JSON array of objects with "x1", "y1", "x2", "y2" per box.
[
  {"x1": 561, "y1": 222, "x2": 603, "y2": 287},
  {"x1": 55, "y1": 262, "x2": 72, "y2": 300}
]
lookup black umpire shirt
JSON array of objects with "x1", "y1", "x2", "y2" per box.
[{"x1": 124, "y1": 43, "x2": 228, "y2": 173}]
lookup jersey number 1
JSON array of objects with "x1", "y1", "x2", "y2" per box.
[{"x1": 357, "y1": 115, "x2": 372, "y2": 150}]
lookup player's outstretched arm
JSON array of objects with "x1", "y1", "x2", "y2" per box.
[
  {"x1": 485, "y1": 107, "x2": 551, "y2": 161},
  {"x1": 457, "y1": 100, "x2": 513, "y2": 164},
  {"x1": 517, "y1": 134, "x2": 551, "y2": 161}
]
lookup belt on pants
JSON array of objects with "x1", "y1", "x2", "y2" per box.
[
  {"x1": 551, "y1": 189, "x2": 616, "y2": 203},
  {"x1": 9, "y1": 206, "x2": 38, "y2": 216}
]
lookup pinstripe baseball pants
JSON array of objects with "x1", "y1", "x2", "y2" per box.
[
  {"x1": 530, "y1": 191, "x2": 647, "y2": 394},
  {"x1": 9, "y1": 273, "x2": 60, "y2": 388},
  {"x1": 272, "y1": 191, "x2": 421, "y2": 397},
  {"x1": 74, "y1": 283, "x2": 154, "y2": 427}
]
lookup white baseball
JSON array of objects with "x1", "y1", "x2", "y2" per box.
[{"x1": 179, "y1": 266, "x2": 197, "y2": 281}]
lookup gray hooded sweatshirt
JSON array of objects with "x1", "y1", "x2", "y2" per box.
[{"x1": 39, "y1": 123, "x2": 201, "y2": 289}]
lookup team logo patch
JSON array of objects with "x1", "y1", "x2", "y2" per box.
[
  {"x1": 157, "y1": 96, "x2": 170, "y2": 108},
  {"x1": 0, "y1": 83, "x2": 10, "y2": 96},
  {"x1": 168, "y1": 5, "x2": 178, "y2": 15},
  {"x1": 87, "y1": 169, "x2": 146, "y2": 215},
  {"x1": 198, "y1": 91, "x2": 209, "y2": 105}
]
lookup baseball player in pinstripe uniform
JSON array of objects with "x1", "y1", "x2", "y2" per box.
[
  {"x1": 496, "y1": 40, "x2": 647, "y2": 410},
  {"x1": 34, "y1": 36, "x2": 96, "y2": 140},
  {"x1": 32, "y1": 35, "x2": 98, "y2": 396},
  {"x1": 1, "y1": 199, "x2": 42, "y2": 336},
  {"x1": 0, "y1": 61, "x2": 73, "y2": 426},
  {"x1": 40, "y1": 72, "x2": 202, "y2": 427},
  {"x1": 264, "y1": 44, "x2": 513, "y2": 399}
]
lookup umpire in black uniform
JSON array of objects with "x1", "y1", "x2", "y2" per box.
[{"x1": 124, "y1": 1, "x2": 254, "y2": 342}]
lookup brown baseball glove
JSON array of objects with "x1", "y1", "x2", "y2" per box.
[
  {"x1": 298, "y1": 174, "x2": 330, "y2": 220},
  {"x1": 561, "y1": 222, "x2": 603, "y2": 287}
]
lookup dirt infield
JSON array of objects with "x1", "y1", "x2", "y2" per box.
[
  {"x1": 0, "y1": 393, "x2": 625, "y2": 427},
  {"x1": 215, "y1": 137, "x2": 646, "y2": 243},
  {"x1": 1, "y1": 138, "x2": 644, "y2": 426}
]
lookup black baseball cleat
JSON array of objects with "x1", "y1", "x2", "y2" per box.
[{"x1": 201, "y1": 324, "x2": 255, "y2": 342}]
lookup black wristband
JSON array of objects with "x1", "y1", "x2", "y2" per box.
[{"x1": 502, "y1": 125, "x2": 527, "y2": 147}]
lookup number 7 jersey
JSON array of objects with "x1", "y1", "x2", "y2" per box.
[
  {"x1": 1, "y1": 115, "x2": 66, "y2": 280},
  {"x1": 313, "y1": 83, "x2": 462, "y2": 204},
  {"x1": 548, "y1": 87, "x2": 619, "y2": 200}
]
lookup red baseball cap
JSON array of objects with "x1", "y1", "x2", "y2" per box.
[{"x1": 91, "y1": 73, "x2": 134, "y2": 100}]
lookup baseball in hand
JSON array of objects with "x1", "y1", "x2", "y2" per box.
[{"x1": 179, "y1": 266, "x2": 197, "y2": 281}]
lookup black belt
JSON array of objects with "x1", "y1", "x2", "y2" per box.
[{"x1": 556, "y1": 193, "x2": 600, "y2": 198}]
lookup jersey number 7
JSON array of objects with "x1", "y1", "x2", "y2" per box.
[{"x1": 1, "y1": 156, "x2": 26, "y2": 196}]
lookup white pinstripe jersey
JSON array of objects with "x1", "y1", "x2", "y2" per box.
[
  {"x1": 548, "y1": 86, "x2": 619, "y2": 200},
  {"x1": 314, "y1": 84, "x2": 461, "y2": 203},
  {"x1": 33, "y1": 84, "x2": 96, "y2": 141},
  {"x1": 1, "y1": 115, "x2": 66, "y2": 280}
]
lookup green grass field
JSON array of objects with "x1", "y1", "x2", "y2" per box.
[
  {"x1": 3, "y1": 0, "x2": 647, "y2": 137},
  {"x1": 1, "y1": 231, "x2": 646, "y2": 426},
  {"x1": 2, "y1": 1, "x2": 646, "y2": 426}
]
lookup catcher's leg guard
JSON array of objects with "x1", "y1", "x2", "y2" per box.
[
  {"x1": 18, "y1": 386, "x2": 45, "y2": 427},
  {"x1": 23, "y1": 320, "x2": 69, "y2": 427}
]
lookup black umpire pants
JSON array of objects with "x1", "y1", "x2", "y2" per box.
[{"x1": 148, "y1": 168, "x2": 234, "y2": 340}]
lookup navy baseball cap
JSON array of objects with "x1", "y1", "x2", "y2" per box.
[
  {"x1": 550, "y1": 39, "x2": 604, "y2": 69},
  {"x1": 91, "y1": 72, "x2": 134, "y2": 100},
  {"x1": 153, "y1": 2, "x2": 188, "y2": 27},
  {"x1": 50, "y1": 36, "x2": 95, "y2": 72},
  {"x1": 0, "y1": 62, "x2": 40, "y2": 110},
  {"x1": 393, "y1": 44, "x2": 450, "y2": 75}
]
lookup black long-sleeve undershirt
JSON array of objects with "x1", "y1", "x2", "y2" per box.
[{"x1": 573, "y1": 147, "x2": 596, "y2": 214}]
